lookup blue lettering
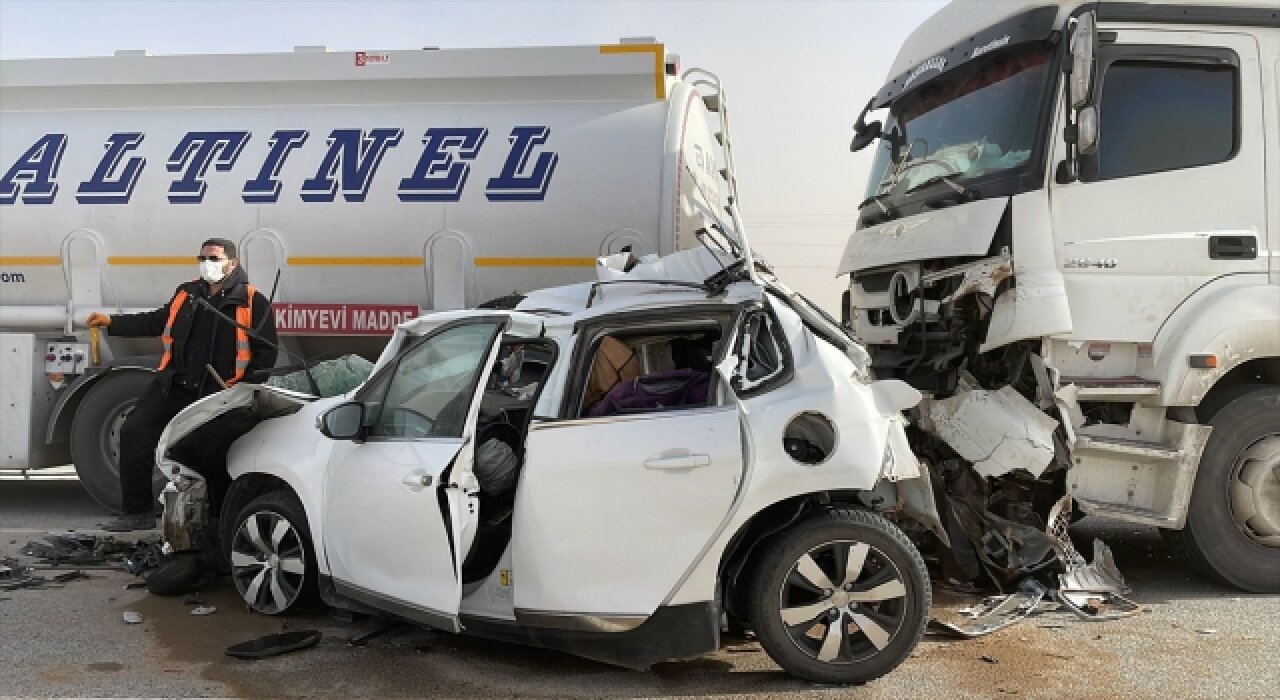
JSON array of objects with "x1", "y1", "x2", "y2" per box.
[
  {"x1": 166, "y1": 131, "x2": 251, "y2": 203},
  {"x1": 242, "y1": 130, "x2": 308, "y2": 203},
  {"x1": 485, "y1": 126, "x2": 558, "y2": 202},
  {"x1": 300, "y1": 128, "x2": 402, "y2": 203},
  {"x1": 397, "y1": 128, "x2": 487, "y2": 202},
  {"x1": 76, "y1": 132, "x2": 147, "y2": 204},
  {"x1": 0, "y1": 134, "x2": 67, "y2": 205}
]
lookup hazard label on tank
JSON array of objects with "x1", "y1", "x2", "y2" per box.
[{"x1": 273, "y1": 303, "x2": 420, "y2": 335}]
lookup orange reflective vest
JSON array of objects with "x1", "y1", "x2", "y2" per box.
[{"x1": 156, "y1": 284, "x2": 257, "y2": 386}]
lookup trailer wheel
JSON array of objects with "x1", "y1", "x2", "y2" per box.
[
  {"x1": 69, "y1": 371, "x2": 158, "y2": 513},
  {"x1": 747, "y1": 508, "x2": 929, "y2": 685},
  {"x1": 1162, "y1": 387, "x2": 1280, "y2": 593}
]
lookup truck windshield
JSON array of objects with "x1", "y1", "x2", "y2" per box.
[{"x1": 864, "y1": 42, "x2": 1054, "y2": 205}]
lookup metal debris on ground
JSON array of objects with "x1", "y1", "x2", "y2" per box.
[
  {"x1": 191, "y1": 605, "x2": 217, "y2": 616},
  {"x1": 930, "y1": 579, "x2": 1049, "y2": 638},
  {"x1": 928, "y1": 494, "x2": 1142, "y2": 637},
  {"x1": 20, "y1": 531, "x2": 164, "y2": 575},
  {"x1": 122, "y1": 611, "x2": 143, "y2": 624},
  {"x1": 1045, "y1": 495, "x2": 1142, "y2": 621}
]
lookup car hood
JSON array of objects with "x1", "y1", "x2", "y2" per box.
[{"x1": 155, "y1": 383, "x2": 316, "y2": 483}]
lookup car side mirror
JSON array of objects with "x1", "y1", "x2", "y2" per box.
[{"x1": 318, "y1": 402, "x2": 366, "y2": 441}]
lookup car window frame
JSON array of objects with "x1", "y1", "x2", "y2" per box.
[
  {"x1": 356, "y1": 318, "x2": 506, "y2": 441},
  {"x1": 558, "y1": 305, "x2": 739, "y2": 422},
  {"x1": 1081, "y1": 44, "x2": 1240, "y2": 183}
]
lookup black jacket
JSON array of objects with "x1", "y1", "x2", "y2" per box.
[{"x1": 110, "y1": 265, "x2": 277, "y2": 395}]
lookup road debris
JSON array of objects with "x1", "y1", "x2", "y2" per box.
[
  {"x1": 930, "y1": 579, "x2": 1048, "y2": 638},
  {"x1": 226, "y1": 630, "x2": 322, "y2": 660},
  {"x1": 928, "y1": 494, "x2": 1143, "y2": 637},
  {"x1": 191, "y1": 605, "x2": 217, "y2": 616},
  {"x1": 20, "y1": 531, "x2": 164, "y2": 575},
  {"x1": 122, "y1": 611, "x2": 143, "y2": 624}
]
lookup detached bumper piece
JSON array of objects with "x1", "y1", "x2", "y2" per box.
[{"x1": 1046, "y1": 495, "x2": 1142, "y2": 621}]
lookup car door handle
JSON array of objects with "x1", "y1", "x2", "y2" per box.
[
  {"x1": 401, "y1": 471, "x2": 433, "y2": 489},
  {"x1": 643, "y1": 454, "x2": 711, "y2": 470}
]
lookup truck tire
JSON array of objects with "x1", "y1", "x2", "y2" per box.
[
  {"x1": 1162, "y1": 387, "x2": 1280, "y2": 593},
  {"x1": 747, "y1": 508, "x2": 929, "y2": 685},
  {"x1": 69, "y1": 371, "x2": 157, "y2": 513}
]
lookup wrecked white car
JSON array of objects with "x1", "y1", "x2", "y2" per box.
[{"x1": 155, "y1": 245, "x2": 944, "y2": 684}]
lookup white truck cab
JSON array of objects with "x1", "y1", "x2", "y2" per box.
[{"x1": 842, "y1": 0, "x2": 1279, "y2": 592}]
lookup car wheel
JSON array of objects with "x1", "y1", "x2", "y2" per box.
[
  {"x1": 1162, "y1": 387, "x2": 1280, "y2": 593},
  {"x1": 229, "y1": 490, "x2": 317, "y2": 614},
  {"x1": 747, "y1": 508, "x2": 929, "y2": 685}
]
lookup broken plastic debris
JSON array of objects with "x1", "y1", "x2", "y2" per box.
[
  {"x1": 225, "y1": 630, "x2": 322, "y2": 660},
  {"x1": 122, "y1": 611, "x2": 143, "y2": 624},
  {"x1": 191, "y1": 605, "x2": 217, "y2": 616}
]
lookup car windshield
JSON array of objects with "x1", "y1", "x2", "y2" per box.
[{"x1": 864, "y1": 42, "x2": 1054, "y2": 204}]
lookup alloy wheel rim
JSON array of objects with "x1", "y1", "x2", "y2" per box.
[
  {"x1": 1228, "y1": 434, "x2": 1280, "y2": 548},
  {"x1": 231, "y1": 511, "x2": 307, "y2": 613},
  {"x1": 778, "y1": 539, "x2": 909, "y2": 664}
]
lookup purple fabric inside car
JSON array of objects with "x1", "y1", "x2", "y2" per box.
[{"x1": 587, "y1": 369, "x2": 710, "y2": 417}]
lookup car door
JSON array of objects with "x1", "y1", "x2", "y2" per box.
[
  {"x1": 1049, "y1": 29, "x2": 1268, "y2": 343},
  {"x1": 323, "y1": 319, "x2": 504, "y2": 632},
  {"x1": 511, "y1": 317, "x2": 744, "y2": 626}
]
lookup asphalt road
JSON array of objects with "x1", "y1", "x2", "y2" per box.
[{"x1": 1, "y1": 477, "x2": 1277, "y2": 698}]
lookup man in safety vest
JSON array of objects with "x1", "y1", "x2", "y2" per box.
[{"x1": 87, "y1": 238, "x2": 277, "y2": 532}]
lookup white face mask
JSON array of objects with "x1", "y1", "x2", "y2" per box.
[{"x1": 200, "y1": 260, "x2": 228, "y2": 284}]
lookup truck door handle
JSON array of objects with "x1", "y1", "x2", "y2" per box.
[
  {"x1": 1208, "y1": 235, "x2": 1257, "y2": 260},
  {"x1": 401, "y1": 471, "x2": 433, "y2": 489},
  {"x1": 643, "y1": 454, "x2": 711, "y2": 470}
]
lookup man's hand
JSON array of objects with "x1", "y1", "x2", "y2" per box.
[{"x1": 86, "y1": 312, "x2": 112, "y2": 328}]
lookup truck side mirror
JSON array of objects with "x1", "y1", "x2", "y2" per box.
[
  {"x1": 1069, "y1": 12, "x2": 1097, "y2": 109},
  {"x1": 851, "y1": 120, "x2": 882, "y2": 153},
  {"x1": 318, "y1": 401, "x2": 366, "y2": 441},
  {"x1": 1060, "y1": 11, "x2": 1100, "y2": 181}
]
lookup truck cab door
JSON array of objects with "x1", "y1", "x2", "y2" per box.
[
  {"x1": 1049, "y1": 29, "x2": 1268, "y2": 344},
  {"x1": 322, "y1": 319, "x2": 505, "y2": 631}
]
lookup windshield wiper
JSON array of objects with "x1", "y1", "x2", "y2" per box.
[
  {"x1": 904, "y1": 172, "x2": 970, "y2": 197},
  {"x1": 857, "y1": 191, "x2": 894, "y2": 215}
]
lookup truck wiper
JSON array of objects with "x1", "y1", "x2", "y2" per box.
[
  {"x1": 904, "y1": 172, "x2": 970, "y2": 197},
  {"x1": 857, "y1": 191, "x2": 894, "y2": 215}
]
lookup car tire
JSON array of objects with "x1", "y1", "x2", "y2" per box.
[
  {"x1": 746, "y1": 508, "x2": 930, "y2": 685},
  {"x1": 228, "y1": 490, "x2": 318, "y2": 614},
  {"x1": 1161, "y1": 387, "x2": 1280, "y2": 593},
  {"x1": 70, "y1": 371, "x2": 160, "y2": 513}
]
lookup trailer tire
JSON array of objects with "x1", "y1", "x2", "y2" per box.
[
  {"x1": 1161, "y1": 387, "x2": 1280, "y2": 593},
  {"x1": 69, "y1": 371, "x2": 157, "y2": 513}
]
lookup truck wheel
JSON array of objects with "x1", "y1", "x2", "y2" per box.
[
  {"x1": 1162, "y1": 387, "x2": 1280, "y2": 593},
  {"x1": 228, "y1": 490, "x2": 318, "y2": 614},
  {"x1": 69, "y1": 371, "x2": 157, "y2": 513},
  {"x1": 747, "y1": 508, "x2": 929, "y2": 685}
]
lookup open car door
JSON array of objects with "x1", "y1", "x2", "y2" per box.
[{"x1": 322, "y1": 317, "x2": 508, "y2": 632}]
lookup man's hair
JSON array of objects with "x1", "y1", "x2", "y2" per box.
[{"x1": 200, "y1": 237, "x2": 238, "y2": 260}]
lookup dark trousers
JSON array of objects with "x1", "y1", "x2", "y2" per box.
[{"x1": 119, "y1": 378, "x2": 197, "y2": 514}]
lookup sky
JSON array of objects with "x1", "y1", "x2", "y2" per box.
[{"x1": 0, "y1": 0, "x2": 948, "y2": 305}]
